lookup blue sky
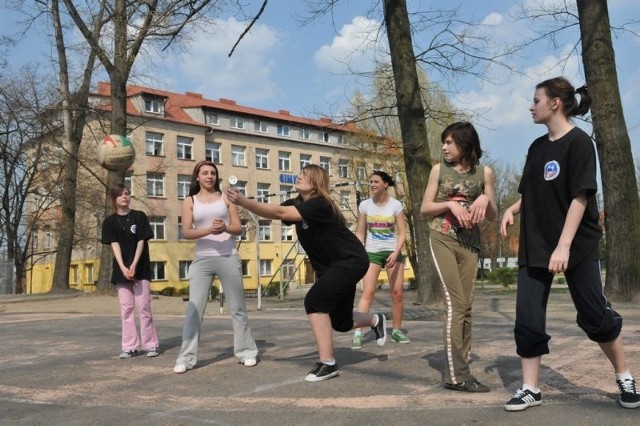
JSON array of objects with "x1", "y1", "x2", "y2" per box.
[{"x1": 2, "y1": 0, "x2": 639, "y2": 167}]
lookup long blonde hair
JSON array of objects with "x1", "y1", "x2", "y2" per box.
[{"x1": 301, "y1": 164, "x2": 346, "y2": 224}]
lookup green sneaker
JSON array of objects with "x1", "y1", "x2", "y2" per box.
[
  {"x1": 391, "y1": 330, "x2": 410, "y2": 344},
  {"x1": 351, "y1": 333, "x2": 363, "y2": 350}
]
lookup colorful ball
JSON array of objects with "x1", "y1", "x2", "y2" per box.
[{"x1": 97, "y1": 135, "x2": 135, "y2": 171}]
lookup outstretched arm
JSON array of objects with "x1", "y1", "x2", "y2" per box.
[{"x1": 225, "y1": 188, "x2": 303, "y2": 222}]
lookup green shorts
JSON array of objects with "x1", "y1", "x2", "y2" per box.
[{"x1": 367, "y1": 251, "x2": 404, "y2": 268}]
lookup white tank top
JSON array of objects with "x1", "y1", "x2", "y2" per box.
[{"x1": 192, "y1": 194, "x2": 237, "y2": 257}]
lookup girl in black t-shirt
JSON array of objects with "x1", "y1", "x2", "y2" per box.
[
  {"x1": 500, "y1": 77, "x2": 639, "y2": 411},
  {"x1": 101, "y1": 184, "x2": 159, "y2": 359},
  {"x1": 225, "y1": 164, "x2": 387, "y2": 382}
]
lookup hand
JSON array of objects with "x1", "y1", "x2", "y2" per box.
[
  {"x1": 385, "y1": 252, "x2": 398, "y2": 269},
  {"x1": 548, "y1": 245, "x2": 569, "y2": 274},
  {"x1": 121, "y1": 266, "x2": 134, "y2": 281},
  {"x1": 500, "y1": 209, "x2": 514, "y2": 237},
  {"x1": 225, "y1": 188, "x2": 245, "y2": 205},
  {"x1": 210, "y1": 218, "x2": 226, "y2": 235},
  {"x1": 449, "y1": 202, "x2": 472, "y2": 229},
  {"x1": 469, "y1": 194, "x2": 488, "y2": 225}
]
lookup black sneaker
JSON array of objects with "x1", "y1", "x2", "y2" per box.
[
  {"x1": 444, "y1": 378, "x2": 490, "y2": 393},
  {"x1": 504, "y1": 388, "x2": 542, "y2": 412},
  {"x1": 371, "y1": 313, "x2": 387, "y2": 346},
  {"x1": 617, "y1": 378, "x2": 640, "y2": 409},
  {"x1": 304, "y1": 362, "x2": 339, "y2": 382}
]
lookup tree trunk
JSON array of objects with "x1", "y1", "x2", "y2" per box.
[
  {"x1": 95, "y1": 72, "x2": 128, "y2": 295},
  {"x1": 577, "y1": 0, "x2": 640, "y2": 301},
  {"x1": 383, "y1": 0, "x2": 440, "y2": 304}
]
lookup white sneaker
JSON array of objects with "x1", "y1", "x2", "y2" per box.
[
  {"x1": 173, "y1": 363, "x2": 192, "y2": 374},
  {"x1": 243, "y1": 358, "x2": 257, "y2": 367}
]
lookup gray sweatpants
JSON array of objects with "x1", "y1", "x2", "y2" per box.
[{"x1": 176, "y1": 255, "x2": 258, "y2": 368}]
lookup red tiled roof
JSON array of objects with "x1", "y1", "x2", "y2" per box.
[{"x1": 95, "y1": 81, "x2": 359, "y2": 132}]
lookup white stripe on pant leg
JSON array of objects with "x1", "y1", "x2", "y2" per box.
[{"x1": 429, "y1": 238, "x2": 457, "y2": 384}]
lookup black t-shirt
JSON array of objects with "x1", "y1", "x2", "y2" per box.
[
  {"x1": 282, "y1": 197, "x2": 368, "y2": 276},
  {"x1": 101, "y1": 209, "x2": 154, "y2": 283},
  {"x1": 518, "y1": 127, "x2": 602, "y2": 269}
]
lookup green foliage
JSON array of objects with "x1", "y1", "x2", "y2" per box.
[
  {"x1": 210, "y1": 285, "x2": 220, "y2": 300},
  {"x1": 160, "y1": 287, "x2": 176, "y2": 296},
  {"x1": 263, "y1": 281, "x2": 289, "y2": 297},
  {"x1": 487, "y1": 267, "x2": 517, "y2": 287},
  {"x1": 178, "y1": 286, "x2": 189, "y2": 296},
  {"x1": 556, "y1": 276, "x2": 566, "y2": 284}
]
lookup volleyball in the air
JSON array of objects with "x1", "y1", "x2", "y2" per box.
[{"x1": 97, "y1": 134, "x2": 135, "y2": 171}]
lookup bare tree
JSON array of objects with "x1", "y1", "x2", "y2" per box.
[
  {"x1": 576, "y1": 0, "x2": 640, "y2": 300},
  {"x1": 60, "y1": 0, "x2": 227, "y2": 293},
  {"x1": 0, "y1": 71, "x2": 58, "y2": 293}
]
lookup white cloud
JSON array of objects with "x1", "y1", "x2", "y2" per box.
[
  {"x1": 138, "y1": 17, "x2": 281, "y2": 104},
  {"x1": 482, "y1": 12, "x2": 503, "y2": 26},
  {"x1": 314, "y1": 16, "x2": 381, "y2": 74}
]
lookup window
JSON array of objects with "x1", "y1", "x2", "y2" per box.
[
  {"x1": 281, "y1": 224, "x2": 294, "y2": 241},
  {"x1": 339, "y1": 159, "x2": 349, "y2": 178},
  {"x1": 205, "y1": 142, "x2": 221, "y2": 164},
  {"x1": 32, "y1": 230, "x2": 38, "y2": 250},
  {"x1": 67, "y1": 265, "x2": 78, "y2": 285},
  {"x1": 277, "y1": 124, "x2": 290, "y2": 136},
  {"x1": 179, "y1": 261, "x2": 191, "y2": 280},
  {"x1": 337, "y1": 134, "x2": 345, "y2": 145},
  {"x1": 235, "y1": 181, "x2": 248, "y2": 196},
  {"x1": 177, "y1": 175, "x2": 190, "y2": 199},
  {"x1": 373, "y1": 164, "x2": 382, "y2": 172},
  {"x1": 340, "y1": 191, "x2": 350, "y2": 210},
  {"x1": 231, "y1": 145, "x2": 246, "y2": 167},
  {"x1": 280, "y1": 185, "x2": 293, "y2": 203},
  {"x1": 254, "y1": 121, "x2": 268, "y2": 133},
  {"x1": 45, "y1": 230, "x2": 51, "y2": 248},
  {"x1": 230, "y1": 117, "x2": 245, "y2": 129},
  {"x1": 177, "y1": 136, "x2": 193, "y2": 160},
  {"x1": 260, "y1": 259, "x2": 273, "y2": 276},
  {"x1": 124, "y1": 172, "x2": 133, "y2": 195},
  {"x1": 259, "y1": 220, "x2": 272, "y2": 241},
  {"x1": 321, "y1": 132, "x2": 330, "y2": 143},
  {"x1": 356, "y1": 163, "x2": 367, "y2": 180},
  {"x1": 241, "y1": 260, "x2": 250, "y2": 276},
  {"x1": 236, "y1": 219, "x2": 249, "y2": 241},
  {"x1": 145, "y1": 132, "x2": 164, "y2": 156},
  {"x1": 278, "y1": 151, "x2": 291, "y2": 171},
  {"x1": 299, "y1": 128, "x2": 310, "y2": 140},
  {"x1": 150, "y1": 261, "x2": 166, "y2": 280},
  {"x1": 85, "y1": 264, "x2": 94, "y2": 284},
  {"x1": 144, "y1": 99, "x2": 161, "y2": 113},
  {"x1": 147, "y1": 172, "x2": 165, "y2": 197},
  {"x1": 149, "y1": 216, "x2": 165, "y2": 240},
  {"x1": 300, "y1": 154, "x2": 312, "y2": 170},
  {"x1": 319, "y1": 156, "x2": 331, "y2": 174},
  {"x1": 257, "y1": 183, "x2": 270, "y2": 203},
  {"x1": 256, "y1": 148, "x2": 269, "y2": 169},
  {"x1": 206, "y1": 112, "x2": 219, "y2": 126},
  {"x1": 281, "y1": 259, "x2": 295, "y2": 281},
  {"x1": 178, "y1": 217, "x2": 185, "y2": 240}
]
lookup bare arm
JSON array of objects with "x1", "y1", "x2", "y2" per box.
[
  {"x1": 225, "y1": 188, "x2": 303, "y2": 222},
  {"x1": 355, "y1": 211, "x2": 367, "y2": 244},
  {"x1": 548, "y1": 192, "x2": 588, "y2": 274},
  {"x1": 468, "y1": 166, "x2": 497, "y2": 223},
  {"x1": 110, "y1": 242, "x2": 132, "y2": 281},
  {"x1": 500, "y1": 198, "x2": 522, "y2": 237}
]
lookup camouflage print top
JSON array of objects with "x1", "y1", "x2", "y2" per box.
[{"x1": 428, "y1": 163, "x2": 485, "y2": 251}]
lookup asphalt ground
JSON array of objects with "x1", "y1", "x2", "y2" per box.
[{"x1": 1, "y1": 285, "x2": 640, "y2": 425}]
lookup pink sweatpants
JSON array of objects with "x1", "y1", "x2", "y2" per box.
[{"x1": 116, "y1": 280, "x2": 159, "y2": 351}]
